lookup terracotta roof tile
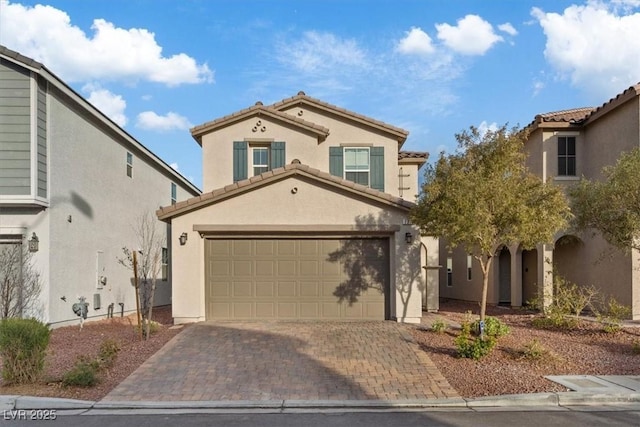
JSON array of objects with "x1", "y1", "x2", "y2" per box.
[
  {"x1": 398, "y1": 151, "x2": 428, "y2": 160},
  {"x1": 536, "y1": 107, "x2": 595, "y2": 124},
  {"x1": 158, "y1": 163, "x2": 414, "y2": 220},
  {"x1": 270, "y1": 91, "x2": 409, "y2": 142}
]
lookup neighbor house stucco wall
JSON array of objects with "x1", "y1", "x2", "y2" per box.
[
  {"x1": 168, "y1": 175, "x2": 423, "y2": 324},
  {"x1": 44, "y1": 86, "x2": 197, "y2": 325}
]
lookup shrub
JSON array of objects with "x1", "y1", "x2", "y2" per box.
[
  {"x1": 0, "y1": 318, "x2": 50, "y2": 384},
  {"x1": 431, "y1": 319, "x2": 447, "y2": 334},
  {"x1": 596, "y1": 297, "x2": 631, "y2": 333},
  {"x1": 62, "y1": 356, "x2": 100, "y2": 387},
  {"x1": 531, "y1": 274, "x2": 596, "y2": 330},
  {"x1": 632, "y1": 340, "x2": 640, "y2": 355},
  {"x1": 521, "y1": 339, "x2": 547, "y2": 360},
  {"x1": 472, "y1": 316, "x2": 509, "y2": 339},
  {"x1": 97, "y1": 339, "x2": 120, "y2": 368},
  {"x1": 454, "y1": 321, "x2": 497, "y2": 360}
]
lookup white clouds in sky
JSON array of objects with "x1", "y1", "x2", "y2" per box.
[
  {"x1": 83, "y1": 84, "x2": 127, "y2": 127},
  {"x1": 0, "y1": 0, "x2": 213, "y2": 86},
  {"x1": 532, "y1": 1, "x2": 640, "y2": 98},
  {"x1": 498, "y1": 23, "x2": 518, "y2": 36},
  {"x1": 436, "y1": 15, "x2": 504, "y2": 56},
  {"x1": 478, "y1": 121, "x2": 499, "y2": 137},
  {"x1": 136, "y1": 111, "x2": 193, "y2": 132},
  {"x1": 278, "y1": 31, "x2": 368, "y2": 73},
  {"x1": 396, "y1": 27, "x2": 435, "y2": 55}
]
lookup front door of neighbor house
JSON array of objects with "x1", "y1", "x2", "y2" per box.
[
  {"x1": 204, "y1": 238, "x2": 390, "y2": 320},
  {"x1": 498, "y1": 247, "x2": 511, "y2": 304}
]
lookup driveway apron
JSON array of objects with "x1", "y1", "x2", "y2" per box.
[{"x1": 103, "y1": 321, "x2": 459, "y2": 401}]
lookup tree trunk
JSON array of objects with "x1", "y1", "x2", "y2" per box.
[{"x1": 479, "y1": 256, "x2": 493, "y2": 321}]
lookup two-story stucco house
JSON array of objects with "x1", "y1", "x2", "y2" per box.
[
  {"x1": 441, "y1": 83, "x2": 640, "y2": 320},
  {"x1": 157, "y1": 92, "x2": 437, "y2": 323},
  {"x1": 0, "y1": 46, "x2": 200, "y2": 326}
]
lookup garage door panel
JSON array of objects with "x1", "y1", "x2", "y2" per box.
[
  {"x1": 277, "y1": 281, "x2": 296, "y2": 296},
  {"x1": 205, "y1": 238, "x2": 388, "y2": 320},
  {"x1": 232, "y1": 281, "x2": 252, "y2": 297},
  {"x1": 256, "y1": 281, "x2": 275, "y2": 297}
]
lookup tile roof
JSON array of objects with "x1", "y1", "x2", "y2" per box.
[
  {"x1": 398, "y1": 151, "x2": 428, "y2": 160},
  {"x1": 157, "y1": 162, "x2": 415, "y2": 220},
  {"x1": 190, "y1": 102, "x2": 330, "y2": 144},
  {"x1": 269, "y1": 91, "x2": 409, "y2": 143},
  {"x1": 536, "y1": 107, "x2": 595, "y2": 124}
]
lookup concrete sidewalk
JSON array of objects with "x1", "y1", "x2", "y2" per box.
[{"x1": 3, "y1": 392, "x2": 640, "y2": 415}]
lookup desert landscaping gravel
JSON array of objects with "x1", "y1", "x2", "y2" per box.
[{"x1": 1, "y1": 302, "x2": 639, "y2": 401}]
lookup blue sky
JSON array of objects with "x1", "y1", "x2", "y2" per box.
[{"x1": 2, "y1": 0, "x2": 640, "y2": 190}]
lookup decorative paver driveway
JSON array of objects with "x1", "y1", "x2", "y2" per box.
[{"x1": 103, "y1": 321, "x2": 459, "y2": 401}]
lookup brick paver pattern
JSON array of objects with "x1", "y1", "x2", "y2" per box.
[{"x1": 103, "y1": 321, "x2": 459, "y2": 401}]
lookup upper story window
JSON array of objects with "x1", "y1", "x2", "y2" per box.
[
  {"x1": 329, "y1": 146, "x2": 385, "y2": 192},
  {"x1": 252, "y1": 146, "x2": 270, "y2": 176},
  {"x1": 233, "y1": 141, "x2": 285, "y2": 182},
  {"x1": 126, "y1": 152, "x2": 133, "y2": 178},
  {"x1": 344, "y1": 147, "x2": 370, "y2": 186},
  {"x1": 170, "y1": 183, "x2": 177, "y2": 205},
  {"x1": 558, "y1": 136, "x2": 576, "y2": 176},
  {"x1": 161, "y1": 247, "x2": 168, "y2": 281}
]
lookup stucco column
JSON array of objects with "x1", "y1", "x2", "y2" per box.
[
  {"x1": 394, "y1": 226, "x2": 422, "y2": 323},
  {"x1": 510, "y1": 244, "x2": 523, "y2": 307},
  {"x1": 632, "y1": 247, "x2": 640, "y2": 320},
  {"x1": 537, "y1": 243, "x2": 554, "y2": 310},
  {"x1": 421, "y1": 235, "x2": 440, "y2": 313}
]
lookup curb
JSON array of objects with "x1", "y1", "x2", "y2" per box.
[{"x1": 2, "y1": 392, "x2": 640, "y2": 413}]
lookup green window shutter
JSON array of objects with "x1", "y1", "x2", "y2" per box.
[
  {"x1": 233, "y1": 141, "x2": 248, "y2": 182},
  {"x1": 329, "y1": 147, "x2": 343, "y2": 177},
  {"x1": 370, "y1": 147, "x2": 385, "y2": 191},
  {"x1": 271, "y1": 141, "x2": 286, "y2": 169}
]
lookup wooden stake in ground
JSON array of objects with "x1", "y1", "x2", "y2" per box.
[{"x1": 132, "y1": 250, "x2": 143, "y2": 341}]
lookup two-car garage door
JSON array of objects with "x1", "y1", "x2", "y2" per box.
[{"x1": 205, "y1": 238, "x2": 389, "y2": 320}]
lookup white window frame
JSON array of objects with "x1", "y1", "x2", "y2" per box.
[
  {"x1": 251, "y1": 145, "x2": 270, "y2": 176},
  {"x1": 467, "y1": 254, "x2": 472, "y2": 281},
  {"x1": 126, "y1": 152, "x2": 133, "y2": 178},
  {"x1": 161, "y1": 247, "x2": 168, "y2": 281},
  {"x1": 170, "y1": 183, "x2": 177, "y2": 205},
  {"x1": 446, "y1": 257, "x2": 453, "y2": 287},
  {"x1": 343, "y1": 147, "x2": 370, "y2": 186}
]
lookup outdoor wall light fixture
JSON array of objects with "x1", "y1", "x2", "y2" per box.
[
  {"x1": 179, "y1": 232, "x2": 188, "y2": 246},
  {"x1": 405, "y1": 232, "x2": 413, "y2": 244},
  {"x1": 28, "y1": 232, "x2": 39, "y2": 252}
]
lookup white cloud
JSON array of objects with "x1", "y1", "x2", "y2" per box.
[
  {"x1": 498, "y1": 23, "x2": 518, "y2": 36},
  {"x1": 532, "y1": 2, "x2": 640, "y2": 98},
  {"x1": 169, "y1": 162, "x2": 180, "y2": 171},
  {"x1": 478, "y1": 120, "x2": 499, "y2": 137},
  {"x1": 0, "y1": 0, "x2": 213, "y2": 86},
  {"x1": 83, "y1": 84, "x2": 127, "y2": 127},
  {"x1": 136, "y1": 111, "x2": 193, "y2": 132},
  {"x1": 532, "y1": 80, "x2": 546, "y2": 97},
  {"x1": 397, "y1": 27, "x2": 435, "y2": 55},
  {"x1": 277, "y1": 31, "x2": 368, "y2": 72},
  {"x1": 436, "y1": 14, "x2": 503, "y2": 55}
]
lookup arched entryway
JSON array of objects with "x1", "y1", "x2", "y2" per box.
[
  {"x1": 521, "y1": 248, "x2": 538, "y2": 305},
  {"x1": 498, "y1": 246, "x2": 511, "y2": 304},
  {"x1": 553, "y1": 235, "x2": 585, "y2": 286}
]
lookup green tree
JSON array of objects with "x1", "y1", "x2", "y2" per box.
[
  {"x1": 411, "y1": 125, "x2": 570, "y2": 320},
  {"x1": 570, "y1": 148, "x2": 640, "y2": 252}
]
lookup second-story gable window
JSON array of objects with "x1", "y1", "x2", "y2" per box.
[
  {"x1": 329, "y1": 146, "x2": 385, "y2": 191},
  {"x1": 233, "y1": 141, "x2": 285, "y2": 182},
  {"x1": 252, "y1": 146, "x2": 270, "y2": 176},
  {"x1": 558, "y1": 136, "x2": 576, "y2": 176}
]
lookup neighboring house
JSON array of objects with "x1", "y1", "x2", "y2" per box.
[
  {"x1": 157, "y1": 92, "x2": 436, "y2": 323},
  {"x1": 0, "y1": 46, "x2": 200, "y2": 326},
  {"x1": 441, "y1": 83, "x2": 640, "y2": 320}
]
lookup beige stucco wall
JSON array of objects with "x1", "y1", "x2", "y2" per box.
[
  {"x1": 169, "y1": 174, "x2": 424, "y2": 323},
  {"x1": 201, "y1": 106, "x2": 403, "y2": 198},
  {"x1": 398, "y1": 162, "x2": 421, "y2": 202},
  {"x1": 37, "y1": 86, "x2": 198, "y2": 326}
]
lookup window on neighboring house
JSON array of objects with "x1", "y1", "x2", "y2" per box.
[
  {"x1": 170, "y1": 183, "x2": 177, "y2": 205},
  {"x1": 344, "y1": 147, "x2": 370, "y2": 186},
  {"x1": 467, "y1": 254, "x2": 472, "y2": 281},
  {"x1": 447, "y1": 257, "x2": 453, "y2": 287},
  {"x1": 558, "y1": 136, "x2": 576, "y2": 176},
  {"x1": 126, "y1": 152, "x2": 133, "y2": 178},
  {"x1": 329, "y1": 146, "x2": 385, "y2": 191},
  {"x1": 161, "y1": 247, "x2": 168, "y2": 281},
  {"x1": 252, "y1": 146, "x2": 270, "y2": 176},
  {"x1": 233, "y1": 141, "x2": 285, "y2": 182}
]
